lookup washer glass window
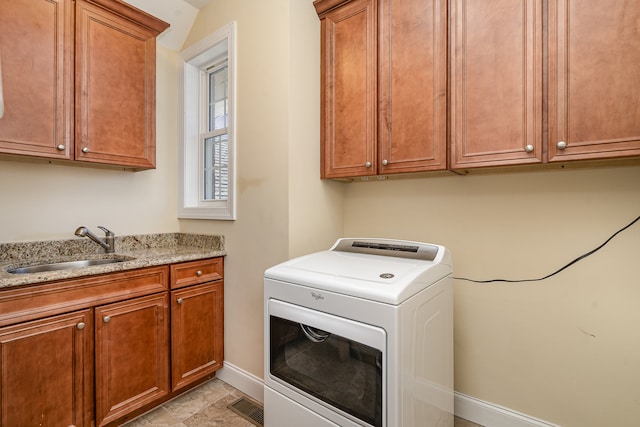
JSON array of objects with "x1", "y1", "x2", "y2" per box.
[{"x1": 270, "y1": 315, "x2": 383, "y2": 427}]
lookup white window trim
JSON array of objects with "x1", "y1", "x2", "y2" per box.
[{"x1": 178, "y1": 22, "x2": 237, "y2": 220}]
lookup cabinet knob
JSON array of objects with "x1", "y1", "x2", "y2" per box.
[
  {"x1": 103, "y1": 316, "x2": 111, "y2": 323},
  {"x1": 365, "y1": 161, "x2": 372, "y2": 168},
  {"x1": 77, "y1": 322, "x2": 85, "y2": 330},
  {"x1": 196, "y1": 270, "x2": 203, "y2": 277},
  {"x1": 525, "y1": 144, "x2": 534, "y2": 153},
  {"x1": 82, "y1": 147, "x2": 90, "y2": 153},
  {"x1": 177, "y1": 298, "x2": 184, "y2": 305},
  {"x1": 557, "y1": 141, "x2": 567, "y2": 150},
  {"x1": 382, "y1": 159, "x2": 389, "y2": 166},
  {"x1": 57, "y1": 144, "x2": 66, "y2": 151}
]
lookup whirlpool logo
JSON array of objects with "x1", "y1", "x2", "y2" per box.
[{"x1": 310, "y1": 292, "x2": 324, "y2": 301}]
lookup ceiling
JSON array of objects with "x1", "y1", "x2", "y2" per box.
[
  {"x1": 122, "y1": 0, "x2": 215, "y2": 50},
  {"x1": 183, "y1": 0, "x2": 214, "y2": 8}
]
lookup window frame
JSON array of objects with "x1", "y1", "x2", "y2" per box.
[{"x1": 178, "y1": 22, "x2": 237, "y2": 220}]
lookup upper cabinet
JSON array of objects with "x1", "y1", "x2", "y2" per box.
[
  {"x1": 317, "y1": 0, "x2": 640, "y2": 178},
  {"x1": 378, "y1": 0, "x2": 447, "y2": 174},
  {"x1": 315, "y1": 0, "x2": 447, "y2": 179},
  {"x1": 316, "y1": 0, "x2": 377, "y2": 179},
  {"x1": 450, "y1": 0, "x2": 542, "y2": 168},
  {"x1": 75, "y1": 0, "x2": 167, "y2": 169},
  {"x1": 0, "y1": 0, "x2": 73, "y2": 160},
  {"x1": 548, "y1": 0, "x2": 640, "y2": 162},
  {"x1": 0, "y1": 0, "x2": 169, "y2": 170}
]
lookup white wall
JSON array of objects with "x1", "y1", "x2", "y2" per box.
[
  {"x1": 343, "y1": 164, "x2": 640, "y2": 427},
  {"x1": 0, "y1": 45, "x2": 181, "y2": 242}
]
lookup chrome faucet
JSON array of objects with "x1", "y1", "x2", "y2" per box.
[{"x1": 74, "y1": 226, "x2": 115, "y2": 253}]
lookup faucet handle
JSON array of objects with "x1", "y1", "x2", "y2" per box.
[{"x1": 97, "y1": 226, "x2": 114, "y2": 236}]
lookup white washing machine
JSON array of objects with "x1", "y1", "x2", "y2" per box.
[{"x1": 264, "y1": 238, "x2": 454, "y2": 427}]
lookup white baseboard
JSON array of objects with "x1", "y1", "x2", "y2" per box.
[
  {"x1": 216, "y1": 362, "x2": 265, "y2": 403},
  {"x1": 455, "y1": 392, "x2": 560, "y2": 427},
  {"x1": 216, "y1": 365, "x2": 559, "y2": 427}
]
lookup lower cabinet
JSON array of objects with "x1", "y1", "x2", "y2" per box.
[
  {"x1": 0, "y1": 257, "x2": 224, "y2": 427},
  {"x1": 95, "y1": 293, "x2": 170, "y2": 427},
  {"x1": 0, "y1": 310, "x2": 93, "y2": 427},
  {"x1": 171, "y1": 281, "x2": 224, "y2": 391}
]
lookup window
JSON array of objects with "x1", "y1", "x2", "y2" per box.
[{"x1": 178, "y1": 22, "x2": 236, "y2": 220}]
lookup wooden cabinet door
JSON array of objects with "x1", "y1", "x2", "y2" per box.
[
  {"x1": 548, "y1": 0, "x2": 640, "y2": 161},
  {"x1": 170, "y1": 257, "x2": 224, "y2": 290},
  {"x1": 171, "y1": 281, "x2": 224, "y2": 391},
  {"x1": 0, "y1": 0, "x2": 73, "y2": 159},
  {"x1": 75, "y1": 0, "x2": 164, "y2": 169},
  {"x1": 450, "y1": 0, "x2": 542, "y2": 169},
  {"x1": 0, "y1": 310, "x2": 93, "y2": 427},
  {"x1": 378, "y1": 0, "x2": 447, "y2": 174},
  {"x1": 95, "y1": 293, "x2": 169, "y2": 427},
  {"x1": 316, "y1": 0, "x2": 378, "y2": 178}
]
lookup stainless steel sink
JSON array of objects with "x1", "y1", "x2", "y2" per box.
[{"x1": 6, "y1": 257, "x2": 134, "y2": 274}]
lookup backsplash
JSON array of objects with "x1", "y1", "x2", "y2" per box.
[{"x1": 0, "y1": 233, "x2": 225, "y2": 262}]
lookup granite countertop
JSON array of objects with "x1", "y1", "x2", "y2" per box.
[{"x1": 0, "y1": 233, "x2": 225, "y2": 289}]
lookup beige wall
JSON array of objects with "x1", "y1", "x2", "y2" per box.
[
  {"x1": 178, "y1": 0, "x2": 344, "y2": 377},
  {"x1": 287, "y1": 0, "x2": 345, "y2": 257},
  {"x1": 0, "y1": 45, "x2": 181, "y2": 242},
  {"x1": 343, "y1": 165, "x2": 640, "y2": 427}
]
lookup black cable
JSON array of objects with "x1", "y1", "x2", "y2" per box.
[{"x1": 452, "y1": 214, "x2": 640, "y2": 284}]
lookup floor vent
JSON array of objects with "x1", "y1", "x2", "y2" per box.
[{"x1": 227, "y1": 396, "x2": 264, "y2": 426}]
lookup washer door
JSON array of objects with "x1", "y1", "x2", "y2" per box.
[{"x1": 267, "y1": 299, "x2": 385, "y2": 427}]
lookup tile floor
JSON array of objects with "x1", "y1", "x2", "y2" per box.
[
  {"x1": 455, "y1": 416, "x2": 484, "y2": 427},
  {"x1": 123, "y1": 379, "x2": 255, "y2": 427},
  {"x1": 124, "y1": 378, "x2": 483, "y2": 427}
]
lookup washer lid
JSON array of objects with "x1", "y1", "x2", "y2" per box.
[{"x1": 265, "y1": 238, "x2": 452, "y2": 304}]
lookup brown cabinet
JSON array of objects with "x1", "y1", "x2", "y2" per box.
[
  {"x1": 170, "y1": 258, "x2": 225, "y2": 391},
  {"x1": 315, "y1": 0, "x2": 447, "y2": 179},
  {"x1": 0, "y1": 0, "x2": 73, "y2": 159},
  {"x1": 171, "y1": 282, "x2": 224, "y2": 390},
  {"x1": 75, "y1": 0, "x2": 166, "y2": 168},
  {"x1": 317, "y1": 0, "x2": 377, "y2": 178},
  {"x1": 170, "y1": 257, "x2": 224, "y2": 289},
  {"x1": 0, "y1": 310, "x2": 93, "y2": 427},
  {"x1": 95, "y1": 293, "x2": 170, "y2": 427},
  {"x1": 0, "y1": 258, "x2": 225, "y2": 427},
  {"x1": 548, "y1": 0, "x2": 640, "y2": 162},
  {"x1": 377, "y1": 0, "x2": 447, "y2": 174},
  {"x1": 450, "y1": 0, "x2": 543, "y2": 168},
  {"x1": 0, "y1": 0, "x2": 168, "y2": 169},
  {"x1": 0, "y1": 265, "x2": 169, "y2": 427},
  {"x1": 317, "y1": 0, "x2": 640, "y2": 176}
]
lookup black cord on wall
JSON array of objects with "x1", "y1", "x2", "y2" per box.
[{"x1": 452, "y1": 215, "x2": 640, "y2": 284}]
